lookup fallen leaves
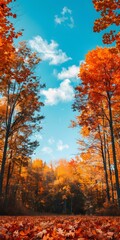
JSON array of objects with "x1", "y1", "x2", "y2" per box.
[{"x1": 0, "y1": 216, "x2": 120, "y2": 239}]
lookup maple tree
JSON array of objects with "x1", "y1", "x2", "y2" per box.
[
  {"x1": 0, "y1": 0, "x2": 26, "y2": 201},
  {"x1": 93, "y1": 0, "x2": 120, "y2": 50},
  {"x1": 0, "y1": 1, "x2": 44, "y2": 204},
  {"x1": 15, "y1": 159, "x2": 54, "y2": 213},
  {"x1": 72, "y1": 149, "x2": 106, "y2": 213},
  {"x1": 53, "y1": 159, "x2": 85, "y2": 214},
  {"x1": 0, "y1": 42, "x2": 44, "y2": 201},
  {"x1": 0, "y1": 0, "x2": 22, "y2": 78},
  {"x1": 73, "y1": 46, "x2": 120, "y2": 207}
]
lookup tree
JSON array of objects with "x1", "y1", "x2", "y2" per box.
[
  {"x1": 0, "y1": 42, "x2": 44, "y2": 196},
  {"x1": 73, "y1": 47, "x2": 120, "y2": 206},
  {"x1": 93, "y1": 0, "x2": 120, "y2": 50},
  {"x1": 52, "y1": 159, "x2": 85, "y2": 214},
  {"x1": 0, "y1": 0, "x2": 21, "y2": 78},
  {"x1": 21, "y1": 159, "x2": 55, "y2": 213}
]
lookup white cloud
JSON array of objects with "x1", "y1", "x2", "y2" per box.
[
  {"x1": 68, "y1": 17, "x2": 74, "y2": 28},
  {"x1": 57, "y1": 65, "x2": 79, "y2": 80},
  {"x1": 41, "y1": 147, "x2": 53, "y2": 154},
  {"x1": 55, "y1": 15, "x2": 67, "y2": 25},
  {"x1": 55, "y1": 6, "x2": 74, "y2": 28},
  {"x1": 62, "y1": 6, "x2": 72, "y2": 15},
  {"x1": 57, "y1": 140, "x2": 69, "y2": 151},
  {"x1": 41, "y1": 79, "x2": 74, "y2": 105},
  {"x1": 29, "y1": 36, "x2": 71, "y2": 65},
  {"x1": 48, "y1": 137, "x2": 55, "y2": 145}
]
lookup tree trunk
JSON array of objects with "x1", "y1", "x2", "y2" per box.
[
  {"x1": 0, "y1": 97, "x2": 15, "y2": 196},
  {"x1": 70, "y1": 197, "x2": 73, "y2": 214},
  {"x1": 4, "y1": 160, "x2": 12, "y2": 210},
  {"x1": 13, "y1": 161, "x2": 22, "y2": 204},
  {"x1": 106, "y1": 139, "x2": 114, "y2": 203},
  {"x1": 107, "y1": 92, "x2": 120, "y2": 207},
  {"x1": 63, "y1": 198, "x2": 67, "y2": 213},
  {"x1": 0, "y1": 127, "x2": 10, "y2": 196},
  {"x1": 98, "y1": 125, "x2": 110, "y2": 202}
]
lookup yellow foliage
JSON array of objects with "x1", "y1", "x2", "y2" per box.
[{"x1": 32, "y1": 159, "x2": 43, "y2": 169}]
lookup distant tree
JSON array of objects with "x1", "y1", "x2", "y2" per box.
[{"x1": 51, "y1": 159, "x2": 85, "y2": 214}]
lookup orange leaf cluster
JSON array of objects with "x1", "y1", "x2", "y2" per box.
[
  {"x1": 93, "y1": 0, "x2": 120, "y2": 50},
  {"x1": 0, "y1": 0, "x2": 22, "y2": 77}
]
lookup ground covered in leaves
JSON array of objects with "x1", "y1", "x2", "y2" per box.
[{"x1": 0, "y1": 215, "x2": 120, "y2": 239}]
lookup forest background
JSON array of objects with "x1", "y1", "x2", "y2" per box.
[{"x1": 0, "y1": 0, "x2": 120, "y2": 215}]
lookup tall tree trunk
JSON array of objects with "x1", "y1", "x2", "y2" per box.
[
  {"x1": 13, "y1": 160, "x2": 22, "y2": 204},
  {"x1": 0, "y1": 126, "x2": 10, "y2": 196},
  {"x1": 106, "y1": 138, "x2": 114, "y2": 203},
  {"x1": 64, "y1": 199, "x2": 67, "y2": 214},
  {"x1": 98, "y1": 125, "x2": 110, "y2": 202},
  {"x1": 4, "y1": 160, "x2": 12, "y2": 210},
  {"x1": 107, "y1": 92, "x2": 120, "y2": 207},
  {"x1": 0, "y1": 92, "x2": 16, "y2": 196}
]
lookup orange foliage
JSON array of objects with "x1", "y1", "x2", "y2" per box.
[
  {"x1": 0, "y1": 0, "x2": 22, "y2": 77},
  {"x1": 93, "y1": 0, "x2": 120, "y2": 50},
  {"x1": 77, "y1": 47, "x2": 120, "y2": 129},
  {"x1": 0, "y1": 216, "x2": 120, "y2": 239},
  {"x1": 73, "y1": 46, "x2": 120, "y2": 205}
]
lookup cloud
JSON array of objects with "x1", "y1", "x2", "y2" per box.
[
  {"x1": 62, "y1": 6, "x2": 72, "y2": 15},
  {"x1": 41, "y1": 147, "x2": 53, "y2": 154},
  {"x1": 29, "y1": 36, "x2": 71, "y2": 65},
  {"x1": 48, "y1": 137, "x2": 55, "y2": 145},
  {"x1": 55, "y1": 15, "x2": 67, "y2": 25},
  {"x1": 57, "y1": 140, "x2": 69, "y2": 151},
  {"x1": 57, "y1": 65, "x2": 79, "y2": 80},
  {"x1": 41, "y1": 79, "x2": 74, "y2": 105},
  {"x1": 68, "y1": 17, "x2": 74, "y2": 28},
  {"x1": 55, "y1": 6, "x2": 74, "y2": 28}
]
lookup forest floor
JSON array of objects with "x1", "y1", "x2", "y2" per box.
[{"x1": 0, "y1": 215, "x2": 120, "y2": 239}]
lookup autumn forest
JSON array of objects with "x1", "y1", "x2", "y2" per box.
[{"x1": 0, "y1": 0, "x2": 120, "y2": 237}]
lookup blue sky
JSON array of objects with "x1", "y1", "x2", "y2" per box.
[{"x1": 13, "y1": 0, "x2": 104, "y2": 164}]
